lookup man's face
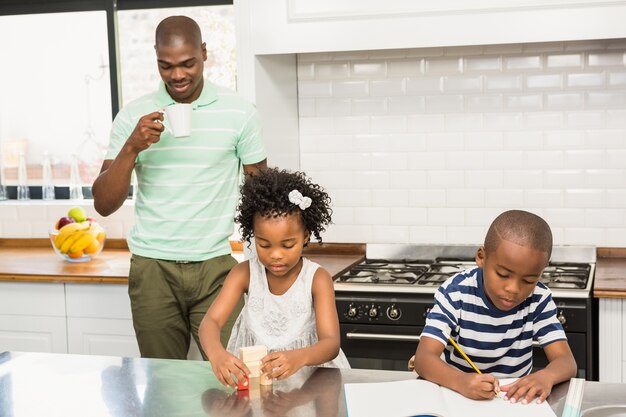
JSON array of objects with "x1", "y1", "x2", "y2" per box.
[
  {"x1": 155, "y1": 38, "x2": 207, "y2": 103},
  {"x1": 475, "y1": 239, "x2": 549, "y2": 311}
]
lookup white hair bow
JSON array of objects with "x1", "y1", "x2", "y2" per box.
[{"x1": 288, "y1": 190, "x2": 312, "y2": 210}]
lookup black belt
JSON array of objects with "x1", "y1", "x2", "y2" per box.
[{"x1": 164, "y1": 259, "x2": 202, "y2": 264}]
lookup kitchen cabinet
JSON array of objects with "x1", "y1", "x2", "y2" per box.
[
  {"x1": 597, "y1": 298, "x2": 625, "y2": 382},
  {"x1": 0, "y1": 282, "x2": 67, "y2": 353},
  {"x1": 239, "y1": 0, "x2": 626, "y2": 55}
]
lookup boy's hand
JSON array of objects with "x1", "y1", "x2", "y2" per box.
[
  {"x1": 209, "y1": 348, "x2": 250, "y2": 388},
  {"x1": 457, "y1": 373, "x2": 500, "y2": 400},
  {"x1": 500, "y1": 371, "x2": 552, "y2": 404},
  {"x1": 261, "y1": 350, "x2": 305, "y2": 381}
]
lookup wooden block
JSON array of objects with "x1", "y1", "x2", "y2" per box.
[
  {"x1": 237, "y1": 374, "x2": 250, "y2": 391},
  {"x1": 239, "y1": 345, "x2": 267, "y2": 363},
  {"x1": 246, "y1": 362, "x2": 261, "y2": 378},
  {"x1": 260, "y1": 372, "x2": 273, "y2": 386}
]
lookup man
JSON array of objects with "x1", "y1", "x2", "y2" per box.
[{"x1": 93, "y1": 15, "x2": 267, "y2": 359}]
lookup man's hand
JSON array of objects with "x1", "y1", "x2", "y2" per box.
[{"x1": 126, "y1": 111, "x2": 165, "y2": 154}]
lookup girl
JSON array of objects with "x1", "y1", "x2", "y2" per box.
[{"x1": 199, "y1": 168, "x2": 350, "y2": 388}]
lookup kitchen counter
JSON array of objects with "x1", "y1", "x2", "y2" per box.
[
  {"x1": 2, "y1": 351, "x2": 619, "y2": 417},
  {"x1": 594, "y1": 248, "x2": 626, "y2": 299},
  {"x1": 0, "y1": 239, "x2": 365, "y2": 283}
]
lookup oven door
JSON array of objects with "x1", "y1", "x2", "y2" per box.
[
  {"x1": 532, "y1": 332, "x2": 587, "y2": 379},
  {"x1": 340, "y1": 323, "x2": 422, "y2": 371}
]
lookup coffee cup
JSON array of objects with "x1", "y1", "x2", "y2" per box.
[{"x1": 163, "y1": 103, "x2": 192, "y2": 137}]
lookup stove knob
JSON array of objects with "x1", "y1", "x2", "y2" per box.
[
  {"x1": 347, "y1": 304, "x2": 358, "y2": 318},
  {"x1": 387, "y1": 304, "x2": 401, "y2": 320},
  {"x1": 368, "y1": 306, "x2": 379, "y2": 318},
  {"x1": 557, "y1": 310, "x2": 567, "y2": 326}
]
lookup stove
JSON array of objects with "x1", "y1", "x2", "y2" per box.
[{"x1": 334, "y1": 244, "x2": 597, "y2": 380}]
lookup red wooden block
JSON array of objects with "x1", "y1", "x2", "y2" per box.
[{"x1": 236, "y1": 374, "x2": 250, "y2": 391}]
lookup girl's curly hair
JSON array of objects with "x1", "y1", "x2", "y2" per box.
[{"x1": 236, "y1": 168, "x2": 332, "y2": 245}]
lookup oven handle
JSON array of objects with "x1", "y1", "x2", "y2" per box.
[
  {"x1": 347, "y1": 332, "x2": 542, "y2": 348},
  {"x1": 346, "y1": 332, "x2": 421, "y2": 342}
]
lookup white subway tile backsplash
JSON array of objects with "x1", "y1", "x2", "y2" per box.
[
  {"x1": 329, "y1": 189, "x2": 371, "y2": 207},
  {"x1": 445, "y1": 113, "x2": 483, "y2": 131},
  {"x1": 566, "y1": 111, "x2": 604, "y2": 128},
  {"x1": 522, "y1": 42, "x2": 564, "y2": 53},
  {"x1": 564, "y1": 40, "x2": 607, "y2": 51},
  {"x1": 299, "y1": 117, "x2": 333, "y2": 134},
  {"x1": 485, "y1": 189, "x2": 524, "y2": 207},
  {"x1": 606, "y1": 109, "x2": 626, "y2": 127},
  {"x1": 587, "y1": 91, "x2": 625, "y2": 107},
  {"x1": 504, "y1": 55, "x2": 542, "y2": 70},
  {"x1": 315, "y1": 62, "x2": 350, "y2": 79},
  {"x1": 482, "y1": 112, "x2": 523, "y2": 130},
  {"x1": 309, "y1": 170, "x2": 354, "y2": 189},
  {"x1": 502, "y1": 131, "x2": 542, "y2": 149},
  {"x1": 607, "y1": 149, "x2": 626, "y2": 169},
  {"x1": 524, "y1": 112, "x2": 564, "y2": 128},
  {"x1": 585, "y1": 209, "x2": 625, "y2": 227},
  {"x1": 329, "y1": 207, "x2": 355, "y2": 225},
  {"x1": 545, "y1": 92, "x2": 584, "y2": 109},
  {"x1": 426, "y1": 170, "x2": 465, "y2": 188},
  {"x1": 588, "y1": 52, "x2": 624, "y2": 67},
  {"x1": 300, "y1": 134, "x2": 353, "y2": 153},
  {"x1": 484, "y1": 150, "x2": 525, "y2": 169},
  {"x1": 408, "y1": 152, "x2": 446, "y2": 170},
  {"x1": 465, "y1": 94, "x2": 503, "y2": 112},
  {"x1": 333, "y1": 116, "x2": 371, "y2": 134},
  {"x1": 546, "y1": 53, "x2": 583, "y2": 68},
  {"x1": 427, "y1": 208, "x2": 465, "y2": 226},
  {"x1": 608, "y1": 71, "x2": 626, "y2": 86},
  {"x1": 425, "y1": 57, "x2": 463, "y2": 73},
  {"x1": 446, "y1": 226, "x2": 485, "y2": 244},
  {"x1": 387, "y1": 96, "x2": 425, "y2": 114},
  {"x1": 409, "y1": 226, "x2": 447, "y2": 244},
  {"x1": 446, "y1": 189, "x2": 485, "y2": 207},
  {"x1": 564, "y1": 189, "x2": 605, "y2": 208},
  {"x1": 526, "y1": 74, "x2": 562, "y2": 89},
  {"x1": 406, "y1": 77, "x2": 442, "y2": 93},
  {"x1": 425, "y1": 132, "x2": 464, "y2": 151},
  {"x1": 442, "y1": 75, "x2": 483, "y2": 92},
  {"x1": 485, "y1": 75, "x2": 523, "y2": 91},
  {"x1": 383, "y1": 134, "x2": 427, "y2": 152},
  {"x1": 371, "y1": 190, "x2": 410, "y2": 207},
  {"x1": 353, "y1": 171, "x2": 389, "y2": 189},
  {"x1": 371, "y1": 225, "x2": 409, "y2": 243},
  {"x1": 425, "y1": 95, "x2": 464, "y2": 113},
  {"x1": 352, "y1": 97, "x2": 388, "y2": 115},
  {"x1": 390, "y1": 208, "x2": 427, "y2": 225},
  {"x1": 465, "y1": 56, "x2": 502, "y2": 72},
  {"x1": 563, "y1": 228, "x2": 604, "y2": 245},
  {"x1": 585, "y1": 169, "x2": 626, "y2": 188},
  {"x1": 544, "y1": 208, "x2": 585, "y2": 227},
  {"x1": 587, "y1": 129, "x2": 626, "y2": 148},
  {"x1": 389, "y1": 170, "x2": 428, "y2": 188},
  {"x1": 298, "y1": 80, "x2": 332, "y2": 97},
  {"x1": 387, "y1": 59, "x2": 422, "y2": 76},
  {"x1": 409, "y1": 189, "x2": 447, "y2": 207},
  {"x1": 607, "y1": 190, "x2": 626, "y2": 208},
  {"x1": 315, "y1": 98, "x2": 351, "y2": 116},
  {"x1": 567, "y1": 73, "x2": 605, "y2": 88},
  {"x1": 352, "y1": 62, "x2": 387, "y2": 77},
  {"x1": 370, "y1": 115, "x2": 406, "y2": 133},
  {"x1": 370, "y1": 79, "x2": 405, "y2": 96},
  {"x1": 483, "y1": 44, "x2": 523, "y2": 55},
  {"x1": 354, "y1": 207, "x2": 390, "y2": 225},
  {"x1": 298, "y1": 98, "x2": 316, "y2": 116},
  {"x1": 605, "y1": 228, "x2": 626, "y2": 247},
  {"x1": 466, "y1": 170, "x2": 503, "y2": 188},
  {"x1": 297, "y1": 62, "x2": 315, "y2": 80},
  {"x1": 545, "y1": 131, "x2": 585, "y2": 149},
  {"x1": 524, "y1": 150, "x2": 564, "y2": 169},
  {"x1": 563, "y1": 150, "x2": 604, "y2": 169},
  {"x1": 367, "y1": 49, "x2": 407, "y2": 60},
  {"x1": 445, "y1": 151, "x2": 485, "y2": 169},
  {"x1": 465, "y1": 208, "x2": 509, "y2": 226},
  {"x1": 371, "y1": 152, "x2": 408, "y2": 170},
  {"x1": 406, "y1": 114, "x2": 445, "y2": 132},
  {"x1": 544, "y1": 169, "x2": 585, "y2": 188},
  {"x1": 503, "y1": 169, "x2": 543, "y2": 187},
  {"x1": 332, "y1": 80, "x2": 369, "y2": 97},
  {"x1": 525, "y1": 189, "x2": 563, "y2": 207},
  {"x1": 504, "y1": 94, "x2": 543, "y2": 111}
]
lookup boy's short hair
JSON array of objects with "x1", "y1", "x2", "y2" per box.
[{"x1": 484, "y1": 210, "x2": 553, "y2": 259}]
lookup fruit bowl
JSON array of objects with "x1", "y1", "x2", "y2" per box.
[{"x1": 49, "y1": 222, "x2": 106, "y2": 263}]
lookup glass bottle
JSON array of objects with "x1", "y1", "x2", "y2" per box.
[
  {"x1": 69, "y1": 153, "x2": 83, "y2": 200},
  {"x1": 17, "y1": 152, "x2": 30, "y2": 200},
  {"x1": 41, "y1": 151, "x2": 55, "y2": 200}
]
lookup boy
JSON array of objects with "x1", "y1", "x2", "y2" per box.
[{"x1": 414, "y1": 210, "x2": 576, "y2": 404}]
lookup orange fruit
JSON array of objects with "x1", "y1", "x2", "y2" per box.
[
  {"x1": 68, "y1": 250, "x2": 84, "y2": 259},
  {"x1": 96, "y1": 231, "x2": 106, "y2": 243},
  {"x1": 84, "y1": 240, "x2": 100, "y2": 255}
]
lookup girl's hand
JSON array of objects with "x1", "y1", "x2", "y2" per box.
[
  {"x1": 209, "y1": 349, "x2": 250, "y2": 388},
  {"x1": 500, "y1": 372, "x2": 553, "y2": 404},
  {"x1": 261, "y1": 350, "x2": 305, "y2": 381},
  {"x1": 457, "y1": 373, "x2": 499, "y2": 400}
]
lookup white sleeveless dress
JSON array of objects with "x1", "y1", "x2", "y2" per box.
[{"x1": 226, "y1": 256, "x2": 351, "y2": 368}]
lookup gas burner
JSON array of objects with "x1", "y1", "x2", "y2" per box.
[
  {"x1": 540, "y1": 263, "x2": 590, "y2": 289},
  {"x1": 339, "y1": 260, "x2": 429, "y2": 285}
]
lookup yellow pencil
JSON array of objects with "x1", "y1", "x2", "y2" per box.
[
  {"x1": 448, "y1": 337, "x2": 501, "y2": 396},
  {"x1": 448, "y1": 337, "x2": 482, "y2": 374}
]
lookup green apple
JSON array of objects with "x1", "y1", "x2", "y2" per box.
[{"x1": 67, "y1": 207, "x2": 87, "y2": 223}]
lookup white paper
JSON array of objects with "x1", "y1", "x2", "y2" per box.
[{"x1": 344, "y1": 378, "x2": 557, "y2": 417}]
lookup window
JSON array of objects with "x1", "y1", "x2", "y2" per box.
[{"x1": 0, "y1": 2, "x2": 236, "y2": 199}]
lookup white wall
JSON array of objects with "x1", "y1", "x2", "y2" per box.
[{"x1": 297, "y1": 40, "x2": 626, "y2": 246}]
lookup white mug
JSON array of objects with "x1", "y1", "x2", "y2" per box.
[{"x1": 164, "y1": 103, "x2": 192, "y2": 137}]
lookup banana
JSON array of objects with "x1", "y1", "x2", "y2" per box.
[
  {"x1": 58, "y1": 222, "x2": 89, "y2": 234},
  {"x1": 59, "y1": 231, "x2": 84, "y2": 254},
  {"x1": 69, "y1": 231, "x2": 96, "y2": 254}
]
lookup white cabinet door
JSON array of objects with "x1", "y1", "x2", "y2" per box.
[
  {"x1": 242, "y1": 0, "x2": 626, "y2": 54},
  {"x1": 67, "y1": 317, "x2": 139, "y2": 357},
  {"x1": 0, "y1": 282, "x2": 67, "y2": 353},
  {"x1": 0, "y1": 315, "x2": 67, "y2": 353}
]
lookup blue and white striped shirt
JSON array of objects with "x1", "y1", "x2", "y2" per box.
[{"x1": 421, "y1": 267, "x2": 566, "y2": 377}]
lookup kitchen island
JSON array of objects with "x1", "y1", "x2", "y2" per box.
[{"x1": 1, "y1": 351, "x2": 621, "y2": 417}]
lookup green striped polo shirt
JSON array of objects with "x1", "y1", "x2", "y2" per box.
[{"x1": 105, "y1": 80, "x2": 266, "y2": 261}]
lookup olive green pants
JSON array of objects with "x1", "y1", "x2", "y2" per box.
[{"x1": 128, "y1": 254, "x2": 243, "y2": 360}]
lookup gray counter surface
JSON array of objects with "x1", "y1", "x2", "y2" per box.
[{"x1": 0, "y1": 351, "x2": 623, "y2": 416}]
